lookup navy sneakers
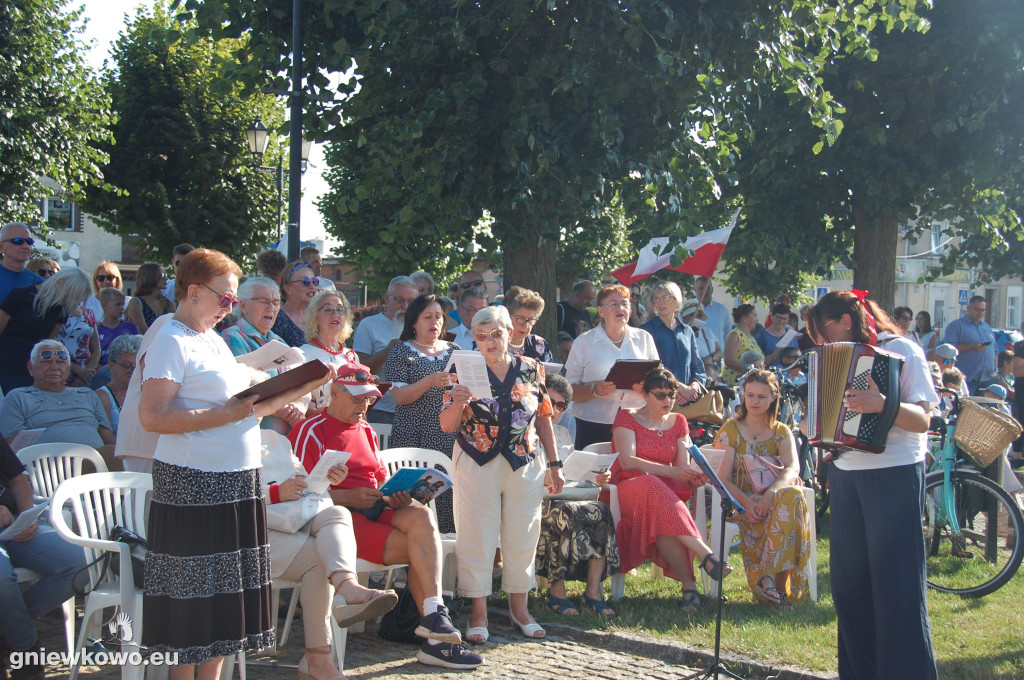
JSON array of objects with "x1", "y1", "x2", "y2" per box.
[
  {"x1": 414, "y1": 604, "x2": 462, "y2": 644},
  {"x1": 416, "y1": 641, "x2": 484, "y2": 670}
]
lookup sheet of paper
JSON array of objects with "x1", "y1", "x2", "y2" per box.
[
  {"x1": 9, "y1": 428, "x2": 45, "y2": 452},
  {"x1": 444, "y1": 350, "x2": 492, "y2": 400},
  {"x1": 0, "y1": 501, "x2": 50, "y2": 540},
  {"x1": 541, "y1": 362, "x2": 563, "y2": 376},
  {"x1": 304, "y1": 449, "x2": 353, "y2": 495},
  {"x1": 561, "y1": 450, "x2": 618, "y2": 484},
  {"x1": 235, "y1": 339, "x2": 306, "y2": 371},
  {"x1": 776, "y1": 328, "x2": 798, "y2": 349}
]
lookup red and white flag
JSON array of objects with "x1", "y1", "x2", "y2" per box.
[{"x1": 610, "y1": 211, "x2": 737, "y2": 285}]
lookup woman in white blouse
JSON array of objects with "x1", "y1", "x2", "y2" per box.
[
  {"x1": 564, "y1": 284, "x2": 660, "y2": 449},
  {"x1": 300, "y1": 290, "x2": 358, "y2": 412}
]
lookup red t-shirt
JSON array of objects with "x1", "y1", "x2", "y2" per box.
[{"x1": 288, "y1": 413, "x2": 386, "y2": 491}]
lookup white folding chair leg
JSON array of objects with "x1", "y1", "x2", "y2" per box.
[
  {"x1": 279, "y1": 583, "x2": 301, "y2": 646},
  {"x1": 330, "y1": 617, "x2": 347, "y2": 672},
  {"x1": 704, "y1": 486, "x2": 740, "y2": 598},
  {"x1": 802, "y1": 487, "x2": 819, "y2": 602},
  {"x1": 609, "y1": 573, "x2": 626, "y2": 601}
]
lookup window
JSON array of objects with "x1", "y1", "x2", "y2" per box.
[
  {"x1": 1006, "y1": 287, "x2": 1021, "y2": 330},
  {"x1": 44, "y1": 197, "x2": 80, "y2": 232}
]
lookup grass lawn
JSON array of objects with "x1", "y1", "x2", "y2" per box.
[{"x1": 520, "y1": 514, "x2": 1024, "y2": 679}]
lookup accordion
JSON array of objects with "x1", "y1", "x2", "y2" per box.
[{"x1": 806, "y1": 342, "x2": 904, "y2": 454}]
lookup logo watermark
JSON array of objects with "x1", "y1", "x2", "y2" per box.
[{"x1": 8, "y1": 613, "x2": 179, "y2": 670}]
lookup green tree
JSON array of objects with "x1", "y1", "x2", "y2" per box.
[
  {"x1": 724, "y1": 0, "x2": 1024, "y2": 308},
  {"x1": 83, "y1": 5, "x2": 285, "y2": 264},
  {"x1": 0, "y1": 0, "x2": 112, "y2": 223},
  {"x1": 179, "y1": 0, "x2": 925, "y2": 338}
]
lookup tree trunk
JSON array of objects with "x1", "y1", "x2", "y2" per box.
[
  {"x1": 852, "y1": 197, "x2": 898, "y2": 312},
  {"x1": 502, "y1": 210, "x2": 558, "y2": 345}
]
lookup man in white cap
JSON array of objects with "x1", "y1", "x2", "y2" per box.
[{"x1": 289, "y1": 363, "x2": 483, "y2": 670}]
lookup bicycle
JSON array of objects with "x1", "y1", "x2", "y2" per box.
[{"x1": 922, "y1": 391, "x2": 1024, "y2": 597}]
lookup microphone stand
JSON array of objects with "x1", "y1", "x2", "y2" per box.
[{"x1": 680, "y1": 446, "x2": 749, "y2": 680}]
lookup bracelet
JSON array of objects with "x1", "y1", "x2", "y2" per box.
[
  {"x1": 591, "y1": 382, "x2": 598, "y2": 397},
  {"x1": 547, "y1": 460, "x2": 563, "y2": 469}
]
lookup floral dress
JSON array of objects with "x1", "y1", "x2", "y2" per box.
[
  {"x1": 58, "y1": 306, "x2": 96, "y2": 384},
  {"x1": 721, "y1": 328, "x2": 761, "y2": 385},
  {"x1": 717, "y1": 419, "x2": 811, "y2": 600},
  {"x1": 382, "y1": 340, "x2": 458, "y2": 532}
]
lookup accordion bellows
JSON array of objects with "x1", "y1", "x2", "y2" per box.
[{"x1": 807, "y1": 342, "x2": 904, "y2": 454}]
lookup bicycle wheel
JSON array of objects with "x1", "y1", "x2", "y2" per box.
[{"x1": 923, "y1": 469, "x2": 1024, "y2": 597}]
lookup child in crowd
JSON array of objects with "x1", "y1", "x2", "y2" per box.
[{"x1": 96, "y1": 288, "x2": 140, "y2": 366}]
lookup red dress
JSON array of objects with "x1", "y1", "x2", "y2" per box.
[{"x1": 610, "y1": 409, "x2": 701, "y2": 582}]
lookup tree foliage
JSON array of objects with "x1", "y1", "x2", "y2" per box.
[
  {"x1": 725, "y1": 0, "x2": 1024, "y2": 307},
  {"x1": 82, "y1": 4, "x2": 285, "y2": 265},
  {"x1": 0, "y1": 0, "x2": 112, "y2": 223}
]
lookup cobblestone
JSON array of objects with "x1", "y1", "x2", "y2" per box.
[{"x1": 34, "y1": 606, "x2": 832, "y2": 680}]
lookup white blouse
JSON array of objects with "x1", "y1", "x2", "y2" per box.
[
  {"x1": 143, "y1": 320, "x2": 260, "y2": 472},
  {"x1": 564, "y1": 324, "x2": 660, "y2": 425}
]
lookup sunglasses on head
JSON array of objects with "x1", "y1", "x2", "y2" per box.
[
  {"x1": 290, "y1": 277, "x2": 320, "y2": 288},
  {"x1": 38, "y1": 350, "x2": 70, "y2": 362},
  {"x1": 96, "y1": 274, "x2": 117, "y2": 283},
  {"x1": 337, "y1": 371, "x2": 378, "y2": 385},
  {"x1": 459, "y1": 279, "x2": 484, "y2": 290},
  {"x1": 201, "y1": 283, "x2": 240, "y2": 310},
  {"x1": 3, "y1": 237, "x2": 34, "y2": 246}
]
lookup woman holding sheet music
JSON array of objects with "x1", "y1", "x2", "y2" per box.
[
  {"x1": 440, "y1": 305, "x2": 563, "y2": 644},
  {"x1": 136, "y1": 249, "x2": 332, "y2": 676},
  {"x1": 806, "y1": 291, "x2": 938, "y2": 680},
  {"x1": 299, "y1": 290, "x2": 359, "y2": 412},
  {"x1": 565, "y1": 284, "x2": 660, "y2": 449},
  {"x1": 610, "y1": 367, "x2": 731, "y2": 613}
]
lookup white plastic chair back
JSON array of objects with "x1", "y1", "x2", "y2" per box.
[
  {"x1": 378, "y1": 447, "x2": 453, "y2": 518},
  {"x1": 17, "y1": 443, "x2": 107, "y2": 498},
  {"x1": 583, "y1": 442, "x2": 613, "y2": 455},
  {"x1": 370, "y1": 422, "x2": 393, "y2": 450}
]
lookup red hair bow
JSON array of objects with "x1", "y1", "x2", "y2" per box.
[{"x1": 850, "y1": 289, "x2": 877, "y2": 345}]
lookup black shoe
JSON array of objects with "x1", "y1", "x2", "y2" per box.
[
  {"x1": 414, "y1": 604, "x2": 462, "y2": 644},
  {"x1": 416, "y1": 641, "x2": 483, "y2": 670},
  {"x1": 7, "y1": 642, "x2": 43, "y2": 680}
]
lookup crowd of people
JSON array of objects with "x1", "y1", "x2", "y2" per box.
[{"x1": 6, "y1": 218, "x2": 1019, "y2": 680}]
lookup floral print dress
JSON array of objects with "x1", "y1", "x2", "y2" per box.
[{"x1": 717, "y1": 420, "x2": 812, "y2": 599}]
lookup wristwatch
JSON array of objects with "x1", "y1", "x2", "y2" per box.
[{"x1": 547, "y1": 460, "x2": 564, "y2": 469}]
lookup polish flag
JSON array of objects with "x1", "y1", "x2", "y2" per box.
[{"x1": 610, "y1": 212, "x2": 737, "y2": 285}]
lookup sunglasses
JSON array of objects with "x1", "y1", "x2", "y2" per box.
[
  {"x1": 202, "y1": 283, "x2": 240, "y2": 310},
  {"x1": 551, "y1": 399, "x2": 569, "y2": 412},
  {"x1": 38, "y1": 350, "x2": 70, "y2": 362},
  {"x1": 289, "y1": 277, "x2": 320, "y2": 288},
  {"x1": 512, "y1": 315, "x2": 539, "y2": 326},
  {"x1": 473, "y1": 329, "x2": 506, "y2": 343},
  {"x1": 36, "y1": 268, "x2": 58, "y2": 277},
  {"x1": 96, "y1": 274, "x2": 117, "y2": 283},
  {"x1": 318, "y1": 305, "x2": 346, "y2": 316},
  {"x1": 459, "y1": 279, "x2": 484, "y2": 290},
  {"x1": 336, "y1": 371, "x2": 379, "y2": 385},
  {"x1": 2, "y1": 237, "x2": 34, "y2": 246},
  {"x1": 647, "y1": 390, "x2": 677, "y2": 401}
]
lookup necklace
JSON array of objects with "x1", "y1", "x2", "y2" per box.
[
  {"x1": 745, "y1": 421, "x2": 771, "y2": 442},
  {"x1": 409, "y1": 338, "x2": 440, "y2": 353},
  {"x1": 310, "y1": 338, "x2": 346, "y2": 355},
  {"x1": 640, "y1": 410, "x2": 671, "y2": 437},
  {"x1": 509, "y1": 337, "x2": 525, "y2": 350}
]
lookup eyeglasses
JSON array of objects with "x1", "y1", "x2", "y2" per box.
[
  {"x1": 459, "y1": 279, "x2": 484, "y2": 290},
  {"x1": 2, "y1": 237, "x2": 34, "y2": 246},
  {"x1": 201, "y1": 283, "x2": 240, "y2": 310},
  {"x1": 388, "y1": 294, "x2": 417, "y2": 306},
  {"x1": 342, "y1": 387, "x2": 378, "y2": 404},
  {"x1": 551, "y1": 399, "x2": 569, "y2": 412},
  {"x1": 113, "y1": 360, "x2": 136, "y2": 371},
  {"x1": 38, "y1": 350, "x2": 70, "y2": 362},
  {"x1": 599, "y1": 300, "x2": 629, "y2": 309},
  {"x1": 512, "y1": 315, "x2": 539, "y2": 326},
  {"x1": 289, "y1": 277, "x2": 320, "y2": 288},
  {"x1": 652, "y1": 295, "x2": 676, "y2": 304},
  {"x1": 319, "y1": 305, "x2": 346, "y2": 316},
  {"x1": 96, "y1": 274, "x2": 117, "y2": 283},
  {"x1": 248, "y1": 297, "x2": 281, "y2": 309},
  {"x1": 473, "y1": 329, "x2": 506, "y2": 343},
  {"x1": 35, "y1": 268, "x2": 57, "y2": 277},
  {"x1": 647, "y1": 390, "x2": 677, "y2": 401}
]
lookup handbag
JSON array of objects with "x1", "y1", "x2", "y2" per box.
[
  {"x1": 265, "y1": 492, "x2": 334, "y2": 533},
  {"x1": 739, "y1": 452, "x2": 784, "y2": 495},
  {"x1": 677, "y1": 389, "x2": 725, "y2": 425},
  {"x1": 73, "y1": 525, "x2": 148, "y2": 596}
]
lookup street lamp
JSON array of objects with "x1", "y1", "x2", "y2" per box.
[{"x1": 245, "y1": 119, "x2": 312, "y2": 242}]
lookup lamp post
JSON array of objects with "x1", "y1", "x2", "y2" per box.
[{"x1": 245, "y1": 119, "x2": 312, "y2": 245}]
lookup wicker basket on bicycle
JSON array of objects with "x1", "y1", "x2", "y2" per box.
[{"x1": 952, "y1": 399, "x2": 1023, "y2": 467}]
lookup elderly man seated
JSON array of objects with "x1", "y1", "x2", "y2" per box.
[
  {"x1": 289, "y1": 363, "x2": 482, "y2": 670},
  {"x1": 1, "y1": 437, "x2": 86, "y2": 680},
  {"x1": 0, "y1": 340, "x2": 115, "y2": 469}
]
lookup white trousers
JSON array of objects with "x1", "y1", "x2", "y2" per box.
[{"x1": 453, "y1": 443, "x2": 544, "y2": 598}]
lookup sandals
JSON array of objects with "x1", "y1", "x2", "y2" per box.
[
  {"x1": 753, "y1": 575, "x2": 787, "y2": 608},
  {"x1": 465, "y1": 625, "x2": 490, "y2": 644},
  {"x1": 581, "y1": 594, "x2": 616, "y2": 618},
  {"x1": 546, "y1": 592, "x2": 579, "y2": 616},
  {"x1": 679, "y1": 588, "x2": 702, "y2": 614},
  {"x1": 700, "y1": 553, "x2": 734, "y2": 581},
  {"x1": 332, "y1": 589, "x2": 399, "y2": 628},
  {"x1": 509, "y1": 609, "x2": 545, "y2": 638}
]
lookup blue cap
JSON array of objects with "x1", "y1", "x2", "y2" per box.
[{"x1": 985, "y1": 383, "x2": 1007, "y2": 401}]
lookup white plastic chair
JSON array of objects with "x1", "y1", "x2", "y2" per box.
[
  {"x1": 579, "y1": 443, "x2": 629, "y2": 599},
  {"x1": 370, "y1": 422, "x2": 393, "y2": 450},
  {"x1": 700, "y1": 484, "x2": 818, "y2": 602},
  {"x1": 17, "y1": 442, "x2": 107, "y2": 498},
  {"x1": 48, "y1": 472, "x2": 150, "y2": 680}
]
